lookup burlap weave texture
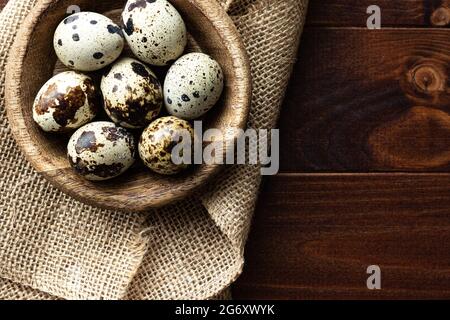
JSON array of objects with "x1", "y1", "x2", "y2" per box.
[{"x1": 0, "y1": 0, "x2": 308, "y2": 300}]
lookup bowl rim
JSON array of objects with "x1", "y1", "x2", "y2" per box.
[{"x1": 5, "y1": 0, "x2": 252, "y2": 212}]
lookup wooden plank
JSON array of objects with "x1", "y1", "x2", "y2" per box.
[
  {"x1": 306, "y1": 0, "x2": 446, "y2": 27},
  {"x1": 233, "y1": 174, "x2": 450, "y2": 299},
  {"x1": 280, "y1": 27, "x2": 450, "y2": 172}
]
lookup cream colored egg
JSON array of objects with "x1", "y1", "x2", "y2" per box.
[
  {"x1": 54, "y1": 12, "x2": 124, "y2": 71},
  {"x1": 164, "y1": 53, "x2": 224, "y2": 120},
  {"x1": 33, "y1": 71, "x2": 99, "y2": 132},
  {"x1": 139, "y1": 116, "x2": 194, "y2": 175},
  {"x1": 67, "y1": 122, "x2": 136, "y2": 181},
  {"x1": 101, "y1": 57, "x2": 163, "y2": 129},
  {"x1": 122, "y1": 0, "x2": 187, "y2": 66}
]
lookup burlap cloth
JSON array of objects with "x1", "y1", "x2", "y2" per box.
[{"x1": 0, "y1": 0, "x2": 308, "y2": 300}]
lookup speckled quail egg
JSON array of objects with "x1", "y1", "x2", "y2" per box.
[
  {"x1": 101, "y1": 57, "x2": 163, "y2": 129},
  {"x1": 54, "y1": 12, "x2": 124, "y2": 71},
  {"x1": 68, "y1": 122, "x2": 136, "y2": 181},
  {"x1": 139, "y1": 116, "x2": 194, "y2": 175},
  {"x1": 164, "y1": 53, "x2": 224, "y2": 120},
  {"x1": 33, "y1": 71, "x2": 99, "y2": 132},
  {"x1": 122, "y1": 0, "x2": 187, "y2": 66}
]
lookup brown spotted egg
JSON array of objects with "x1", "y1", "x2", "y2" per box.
[
  {"x1": 101, "y1": 57, "x2": 163, "y2": 129},
  {"x1": 122, "y1": 0, "x2": 187, "y2": 66},
  {"x1": 54, "y1": 12, "x2": 124, "y2": 71},
  {"x1": 139, "y1": 116, "x2": 194, "y2": 175},
  {"x1": 33, "y1": 71, "x2": 99, "y2": 132},
  {"x1": 164, "y1": 53, "x2": 224, "y2": 120},
  {"x1": 68, "y1": 122, "x2": 136, "y2": 181}
]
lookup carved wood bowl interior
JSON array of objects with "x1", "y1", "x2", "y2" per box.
[{"x1": 5, "y1": 0, "x2": 251, "y2": 212}]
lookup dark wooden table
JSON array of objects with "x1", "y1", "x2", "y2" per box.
[
  {"x1": 233, "y1": 0, "x2": 450, "y2": 299},
  {"x1": 3, "y1": 0, "x2": 450, "y2": 300}
]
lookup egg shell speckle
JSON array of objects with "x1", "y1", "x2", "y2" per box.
[
  {"x1": 33, "y1": 71, "x2": 99, "y2": 132},
  {"x1": 101, "y1": 57, "x2": 163, "y2": 129},
  {"x1": 68, "y1": 122, "x2": 136, "y2": 181},
  {"x1": 139, "y1": 116, "x2": 194, "y2": 175},
  {"x1": 164, "y1": 53, "x2": 224, "y2": 120},
  {"x1": 122, "y1": 0, "x2": 187, "y2": 66},
  {"x1": 54, "y1": 12, "x2": 124, "y2": 71}
]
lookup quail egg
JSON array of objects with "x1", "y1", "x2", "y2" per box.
[
  {"x1": 54, "y1": 12, "x2": 124, "y2": 71},
  {"x1": 33, "y1": 71, "x2": 99, "y2": 132},
  {"x1": 139, "y1": 116, "x2": 194, "y2": 175},
  {"x1": 101, "y1": 57, "x2": 163, "y2": 129},
  {"x1": 68, "y1": 122, "x2": 136, "y2": 181},
  {"x1": 122, "y1": 0, "x2": 187, "y2": 66},
  {"x1": 164, "y1": 53, "x2": 224, "y2": 120}
]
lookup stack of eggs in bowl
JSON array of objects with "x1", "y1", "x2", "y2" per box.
[{"x1": 32, "y1": 0, "x2": 224, "y2": 181}]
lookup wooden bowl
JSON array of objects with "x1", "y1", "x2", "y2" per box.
[{"x1": 5, "y1": 0, "x2": 251, "y2": 212}]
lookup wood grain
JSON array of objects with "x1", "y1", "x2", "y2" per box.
[
  {"x1": 233, "y1": 0, "x2": 450, "y2": 300},
  {"x1": 279, "y1": 28, "x2": 450, "y2": 172},
  {"x1": 4, "y1": 0, "x2": 251, "y2": 211},
  {"x1": 234, "y1": 174, "x2": 450, "y2": 299},
  {"x1": 307, "y1": 0, "x2": 450, "y2": 27}
]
